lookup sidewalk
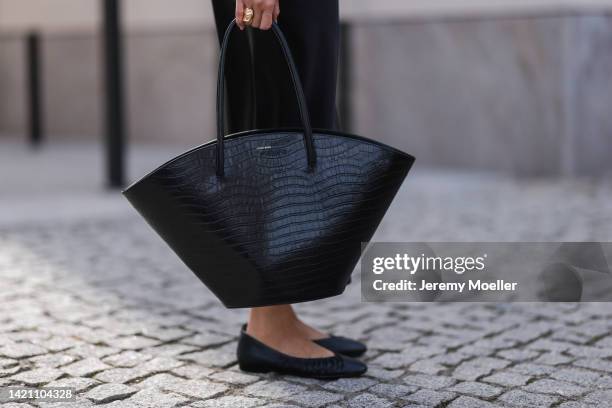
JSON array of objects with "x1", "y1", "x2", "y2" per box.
[{"x1": 1, "y1": 141, "x2": 612, "y2": 407}]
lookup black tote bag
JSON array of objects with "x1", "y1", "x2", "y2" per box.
[{"x1": 123, "y1": 21, "x2": 415, "y2": 308}]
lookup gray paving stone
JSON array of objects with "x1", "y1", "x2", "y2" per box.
[
  {"x1": 402, "y1": 389, "x2": 456, "y2": 406},
  {"x1": 105, "y1": 336, "x2": 160, "y2": 350},
  {"x1": 557, "y1": 402, "x2": 598, "y2": 408},
  {"x1": 0, "y1": 357, "x2": 17, "y2": 368},
  {"x1": 567, "y1": 345, "x2": 612, "y2": 359},
  {"x1": 574, "y1": 358, "x2": 612, "y2": 373},
  {"x1": 103, "y1": 351, "x2": 153, "y2": 368},
  {"x1": 164, "y1": 377, "x2": 228, "y2": 400},
  {"x1": 94, "y1": 401, "x2": 140, "y2": 408},
  {"x1": 370, "y1": 346, "x2": 441, "y2": 369},
  {"x1": 347, "y1": 392, "x2": 392, "y2": 408},
  {"x1": 482, "y1": 372, "x2": 531, "y2": 387},
  {"x1": 125, "y1": 388, "x2": 189, "y2": 408},
  {"x1": 62, "y1": 357, "x2": 111, "y2": 377},
  {"x1": 523, "y1": 378, "x2": 588, "y2": 397},
  {"x1": 33, "y1": 336, "x2": 83, "y2": 352},
  {"x1": 550, "y1": 367, "x2": 612, "y2": 388},
  {"x1": 322, "y1": 377, "x2": 377, "y2": 392},
  {"x1": 84, "y1": 383, "x2": 138, "y2": 403},
  {"x1": 456, "y1": 345, "x2": 494, "y2": 357},
  {"x1": 498, "y1": 390, "x2": 559, "y2": 408},
  {"x1": 0, "y1": 343, "x2": 47, "y2": 359},
  {"x1": 94, "y1": 367, "x2": 147, "y2": 384},
  {"x1": 533, "y1": 352, "x2": 574, "y2": 365},
  {"x1": 471, "y1": 337, "x2": 519, "y2": 351},
  {"x1": 0, "y1": 365, "x2": 19, "y2": 377},
  {"x1": 170, "y1": 364, "x2": 215, "y2": 379},
  {"x1": 550, "y1": 330, "x2": 592, "y2": 345},
  {"x1": 453, "y1": 358, "x2": 510, "y2": 381},
  {"x1": 68, "y1": 344, "x2": 119, "y2": 359},
  {"x1": 447, "y1": 381, "x2": 503, "y2": 398},
  {"x1": 29, "y1": 353, "x2": 76, "y2": 368},
  {"x1": 282, "y1": 375, "x2": 325, "y2": 386},
  {"x1": 67, "y1": 328, "x2": 116, "y2": 345},
  {"x1": 150, "y1": 343, "x2": 198, "y2": 357},
  {"x1": 288, "y1": 390, "x2": 344, "y2": 407},
  {"x1": 6, "y1": 331, "x2": 50, "y2": 344},
  {"x1": 595, "y1": 337, "x2": 612, "y2": 348},
  {"x1": 496, "y1": 349, "x2": 539, "y2": 362},
  {"x1": 135, "y1": 373, "x2": 180, "y2": 389},
  {"x1": 141, "y1": 327, "x2": 192, "y2": 342},
  {"x1": 369, "y1": 383, "x2": 418, "y2": 398},
  {"x1": 583, "y1": 389, "x2": 612, "y2": 405},
  {"x1": 209, "y1": 370, "x2": 260, "y2": 385},
  {"x1": 192, "y1": 396, "x2": 265, "y2": 408},
  {"x1": 178, "y1": 344, "x2": 236, "y2": 368},
  {"x1": 434, "y1": 352, "x2": 472, "y2": 366},
  {"x1": 40, "y1": 397, "x2": 96, "y2": 407},
  {"x1": 409, "y1": 358, "x2": 446, "y2": 374},
  {"x1": 447, "y1": 395, "x2": 500, "y2": 408},
  {"x1": 10, "y1": 367, "x2": 63, "y2": 385},
  {"x1": 403, "y1": 373, "x2": 456, "y2": 389},
  {"x1": 500, "y1": 324, "x2": 551, "y2": 343},
  {"x1": 365, "y1": 367, "x2": 405, "y2": 380},
  {"x1": 182, "y1": 332, "x2": 232, "y2": 348},
  {"x1": 139, "y1": 357, "x2": 184, "y2": 373},
  {"x1": 368, "y1": 339, "x2": 411, "y2": 352},
  {"x1": 244, "y1": 380, "x2": 307, "y2": 399},
  {"x1": 509, "y1": 363, "x2": 555, "y2": 376},
  {"x1": 526, "y1": 339, "x2": 571, "y2": 353},
  {"x1": 47, "y1": 376, "x2": 100, "y2": 392}
]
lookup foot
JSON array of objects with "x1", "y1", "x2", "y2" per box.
[
  {"x1": 237, "y1": 328, "x2": 367, "y2": 379},
  {"x1": 246, "y1": 322, "x2": 333, "y2": 359},
  {"x1": 294, "y1": 319, "x2": 367, "y2": 357},
  {"x1": 294, "y1": 318, "x2": 328, "y2": 340},
  {"x1": 245, "y1": 305, "x2": 367, "y2": 358},
  {"x1": 246, "y1": 306, "x2": 333, "y2": 359}
]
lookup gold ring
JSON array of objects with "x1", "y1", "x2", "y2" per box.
[{"x1": 243, "y1": 7, "x2": 254, "y2": 25}]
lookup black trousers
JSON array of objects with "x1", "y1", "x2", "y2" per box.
[{"x1": 211, "y1": 0, "x2": 340, "y2": 133}]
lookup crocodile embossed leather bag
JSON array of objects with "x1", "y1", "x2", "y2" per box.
[{"x1": 123, "y1": 21, "x2": 415, "y2": 308}]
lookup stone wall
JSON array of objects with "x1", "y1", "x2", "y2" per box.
[
  {"x1": 1, "y1": 12, "x2": 611, "y2": 176},
  {"x1": 350, "y1": 15, "x2": 612, "y2": 176}
]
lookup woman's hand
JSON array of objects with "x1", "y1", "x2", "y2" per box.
[{"x1": 236, "y1": 0, "x2": 280, "y2": 31}]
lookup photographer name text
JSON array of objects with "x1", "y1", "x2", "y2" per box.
[{"x1": 372, "y1": 279, "x2": 518, "y2": 292}]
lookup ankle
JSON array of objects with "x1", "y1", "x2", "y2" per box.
[{"x1": 248, "y1": 306, "x2": 297, "y2": 334}]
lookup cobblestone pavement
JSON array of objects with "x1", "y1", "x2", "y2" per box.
[{"x1": 1, "y1": 142, "x2": 612, "y2": 407}]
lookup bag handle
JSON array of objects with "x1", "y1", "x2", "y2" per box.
[{"x1": 216, "y1": 20, "x2": 316, "y2": 177}]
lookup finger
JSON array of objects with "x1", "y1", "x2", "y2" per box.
[
  {"x1": 259, "y1": 9, "x2": 273, "y2": 30},
  {"x1": 274, "y1": 2, "x2": 280, "y2": 22},
  {"x1": 251, "y1": 7, "x2": 263, "y2": 29},
  {"x1": 235, "y1": 0, "x2": 245, "y2": 30}
]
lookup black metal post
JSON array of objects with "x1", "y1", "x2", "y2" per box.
[
  {"x1": 338, "y1": 22, "x2": 352, "y2": 133},
  {"x1": 102, "y1": 0, "x2": 126, "y2": 188},
  {"x1": 26, "y1": 31, "x2": 44, "y2": 147}
]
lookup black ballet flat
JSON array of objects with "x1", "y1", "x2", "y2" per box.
[
  {"x1": 241, "y1": 324, "x2": 367, "y2": 357},
  {"x1": 237, "y1": 329, "x2": 367, "y2": 379},
  {"x1": 314, "y1": 336, "x2": 367, "y2": 357}
]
